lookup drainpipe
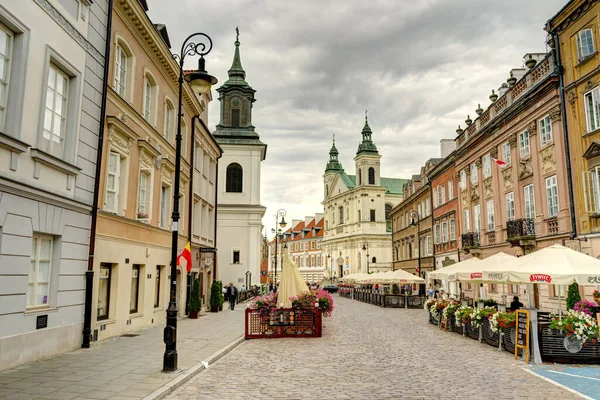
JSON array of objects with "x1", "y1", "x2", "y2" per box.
[
  {"x1": 546, "y1": 21, "x2": 577, "y2": 240},
  {"x1": 82, "y1": 0, "x2": 114, "y2": 348},
  {"x1": 212, "y1": 134, "x2": 222, "y2": 283}
]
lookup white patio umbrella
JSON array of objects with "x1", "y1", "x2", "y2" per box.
[
  {"x1": 452, "y1": 252, "x2": 519, "y2": 282},
  {"x1": 340, "y1": 273, "x2": 371, "y2": 283},
  {"x1": 366, "y1": 269, "x2": 425, "y2": 284},
  {"x1": 429, "y1": 258, "x2": 480, "y2": 280},
  {"x1": 277, "y1": 251, "x2": 309, "y2": 308}
]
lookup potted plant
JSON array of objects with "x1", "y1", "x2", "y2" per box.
[
  {"x1": 210, "y1": 280, "x2": 223, "y2": 313},
  {"x1": 593, "y1": 290, "x2": 600, "y2": 305},
  {"x1": 566, "y1": 282, "x2": 581, "y2": 310},
  {"x1": 187, "y1": 279, "x2": 201, "y2": 319},
  {"x1": 549, "y1": 310, "x2": 599, "y2": 345}
]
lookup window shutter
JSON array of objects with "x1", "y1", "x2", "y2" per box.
[
  {"x1": 577, "y1": 32, "x2": 582, "y2": 61},
  {"x1": 583, "y1": 170, "x2": 597, "y2": 213}
]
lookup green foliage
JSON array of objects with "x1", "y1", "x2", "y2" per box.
[
  {"x1": 187, "y1": 279, "x2": 201, "y2": 312},
  {"x1": 566, "y1": 282, "x2": 581, "y2": 310},
  {"x1": 478, "y1": 298, "x2": 498, "y2": 307},
  {"x1": 210, "y1": 280, "x2": 224, "y2": 307}
]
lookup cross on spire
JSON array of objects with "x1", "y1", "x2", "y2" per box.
[
  {"x1": 235, "y1": 27, "x2": 239, "y2": 42},
  {"x1": 365, "y1": 109, "x2": 368, "y2": 122}
]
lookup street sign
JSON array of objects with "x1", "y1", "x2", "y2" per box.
[{"x1": 200, "y1": 247, "x2": 216, "y2": 253}]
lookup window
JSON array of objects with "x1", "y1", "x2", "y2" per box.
[
  {"x1": 433, "y1": 187, "x2": 438, "y2": 207},
  {"x1": 577, "y1": 28, "x2": 595, "y2": 61},
  {"x1": 546, "y1": 175, "x2": 559, "y2": 217},
  {"x1": 426, "y1": 235, "x2": 432, "y2": 256},
  {"x1": 448, "y1": 180, "x2": 453, "y2": 200},
  {"x1": 358, "y1": 169, "x2": 362, "y2": 185},
  {"x1": 226, "y1": 163, "x2": 243, "y2": 192},
  {"x1": 114, "y1": 44, "x2": 127, "y2": 98},
  {"x1": 130, "y1": 265, "x2": 140, "y2": 313},
  {"x1": 584, "y1": 87, "x2": 600, "y2": 133},
  {"x1": 137, "y1": 170, "x2": 151, "y2": 220},
  {"x1": 550, "y1": 284, "x2": 566, "y2": 297},
  {"x1": 143, "y1": 76, "x2": 152, "y2": 121},
  {"x1": 98, "y1": 263, "x2": 111, "y2": 320},
  {"x1": 42, "y1": 64, "x2": 69, "y2": 158},
  {"x1": 524, "y1": 184, "x2": 535, "y2": 220},
  {"x1": 425, "y1": 198, "x2": 431, "y2": 215},
  {"x1": 442, "y1": 221, "x2": 448, "y2": 243},
  {"x1": 233, "y1": 250, "x2": 240, "y2": 264},
  {"x1": 539, "y1": 115, "x2": 552, "y2": 146},
  {"x1": 105, "y1": 151, "x2": 120, "y2": 213},
  {"x1": 372, "y1": 257, "x2": 376, "y2": 264},
  {"x1": 519, "y1": 130, "x2": 530, "y2": 158},
  {"x1": 470, "y1": 163, "x2": 478, "y2": 184},
  {"x1": 370, "y1": 209, "x2": 376, "y2": 222},
  {"x1": 435, "y1": 223, "x2": 441, "y2": 244},
  {"x1": 463, "y1": 209, "x2": 470, "y2": 233},
  {"x1": 506, "y1": 192, "x2": 515, "y2": 221},
  {"x1": 473, "y1": 204, "x2": 481, "y2": 233},
  {"x1": 231, "y1": 109, "x2": 240, "y2": 128},
  {"x1": 0, "y1": 25, "x2": 12, "y2": 131},
  {"x1": 154, "y1": 266, "x2": 161, "y2": 308},
  {"x1": 450, "y1": 218, "x2": 456, "y2": 240},
  {"x1": 486, "y1": 199, "x2": 495, "y2": 231},
  {"x1": 502, "y1": 142, "x2": 511, "y2": 166},
  {"x1": 160, "y1": 185, "x2": 169, "y2": 229},
  {"x1": 28, "y1": 236, "x2": 53, "y2": 308},
  {"x1": 58, "y1": 0, "x2": 81, "y2": 19},
  {"x1": 483, "y1": 154, "x2": 491, "y2": 178},
  {"x1": 440, "y1": 184, "x2": 445, "y2": 204},
  {"x1": 164, "y1": 100, "x2": 174, "y2": 141},
  {"x1": 582, "y1": 167, "x2": 600, "y2": 213},
  {"x1": 339, "y1": 206, "x2": 344, "y2": 224},
  {"x1": 511, "y1": 284, "x2": 519, "y2": 294},
  {"x1": 460, "y1": 170, "x2": 467, "y2": 190},
  {"x1": 368, "y1": 167, "x2": 375, "y2": 185}
]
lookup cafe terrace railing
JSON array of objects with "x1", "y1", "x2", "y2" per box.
[{"x1": 245, "y1": 308, "x2": 322, "y2": 339}]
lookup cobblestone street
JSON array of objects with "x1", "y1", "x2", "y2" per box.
[{"x1": 169, "y1": 296, "x2": 580, "y2": 400}]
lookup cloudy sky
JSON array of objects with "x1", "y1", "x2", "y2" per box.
[{"x1": 148, "y1": 0, "x2": 566, "y2": 235}]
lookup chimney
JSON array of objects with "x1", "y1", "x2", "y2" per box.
[{"x1": 440, "y1": 139, "x2": 455, "y2": 159}]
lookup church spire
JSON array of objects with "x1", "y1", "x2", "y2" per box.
[
  {"x1": 326, "y1": 134, "x2": 344, "y2": 172},
  {"x1": 227, "y1": 27, "x2": 246, "y2": 81},
  {"x1": 356, "y1": 109, "x2": 379, "y2": 156}
]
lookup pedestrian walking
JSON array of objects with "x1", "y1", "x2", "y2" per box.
[
  {"x1": 226, "y1": 282, "x2": 238, "y2": 310},
  {"x1": 428, "y1": 284, "x2": 434, "y2": 298}
]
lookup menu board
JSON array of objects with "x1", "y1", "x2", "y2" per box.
[
  {"x1": 269, "y1": 310, "x2": 295, "y2": 326},
  {"x1": 515, "y1": 310, "x2": 530, "y2": 363}
]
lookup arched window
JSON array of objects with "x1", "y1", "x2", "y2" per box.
[
  {"x1": 368, "y1": 167, "x2": 375, "y2": 184},
  {"x1": 226, "y1": 163, "x2": 243, "y2": 192},
  {"x1": 143, "y1": 71, "x2": 157, "y2": 123},
  {"x1": 163, "y1": 99, "x2": 174, "y2": 141},
  {"x1": 326, "y1": 184, "x2": 329, "y2": 196},
  {"x1": 113, "y1": 36, "x2": 134, "y2": 100},
  {"x1": 358, "y1": 169, "x2": 362, "y2": 185},
  {"x1": 385, "y1": 204, "x2": 393, "y2": 232},
  {"x1": 372, "y1": 256, "x2": 376, "y2": 264}
]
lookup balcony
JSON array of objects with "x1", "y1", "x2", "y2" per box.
[
  {"x1": 506, "y1": 218, "x2": 536, "y2": 252},
  {"x1": 461, "y1": 232, "x2": 480, "y2": 255}
]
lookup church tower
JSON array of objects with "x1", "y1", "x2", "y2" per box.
[
  {"x1": 214, "y1": 29, "x2": 267, "y2": 288},
  {"x1": 354, "y1": 111, "x2": 381, "y2": 187},
  {"x1": 324, "y1": 135, "x2": 343, "y2": 199}
]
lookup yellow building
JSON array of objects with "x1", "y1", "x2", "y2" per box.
[{"x1": 548, "y1": 1, "x2": 600, "y2": 256}]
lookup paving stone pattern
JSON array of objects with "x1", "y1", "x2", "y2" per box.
[
  {"x1": 0, "y1": 305, "x2": 246, "y2": 400},
  {"x1": 169, "y1": 297, "x2": 579, "y2": 400}
]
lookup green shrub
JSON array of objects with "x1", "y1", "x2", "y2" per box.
[
  {"x1": 210, "y1": 280, "x2": 224, "y2": 308},
  {"x1": 566, "y1": 282, "x2": 581, "y2": 310},
  {"x1": 187, "y1": 279, "x2": 201, "y2": 312}
]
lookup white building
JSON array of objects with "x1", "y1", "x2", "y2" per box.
[
  {"x1": 322, "y1": 116, "x2": 408, "y2": 277},
  {"x1": 214, "y1": 34, "x2": 266, "y2": 287},
  {"x1": 0, "y1": 0, "x2": 109, "y2": 369}
]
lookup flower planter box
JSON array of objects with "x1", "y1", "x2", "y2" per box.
[
  {"x1": 465, "y1": 321, "x2": 480, "y2": 340},
  {"x1": 384, "y1": 295, "x2": 402, "y2": 308},
  {"x1": 502, "y1": 327, "x2": 516, "y2": 354},
  {"x1": 538, "y1": 325, "x2": 600, "y2": 364},
  {"x1": 482, "y1": 318, "x2": 500, "y2": 347},
  {"x1": 452, "y1": 319, "x2": 464, "y2": 334},
  {"x1": 407, "y1": 296, "x2": 427, "y2": 309},
  {"x1": 245, "y1": 308, "x2": 322, "y2": 339},
  {"x1": 429, "y1": 312, "x2": 440, "y2": 326}
]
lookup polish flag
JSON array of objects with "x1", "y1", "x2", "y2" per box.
[
  {"x1": 491, "y1": 158, "x2": 506, "y2": 167},
  {"x1": 177, "y1": 242, "x2": 193, "y2": 272}
]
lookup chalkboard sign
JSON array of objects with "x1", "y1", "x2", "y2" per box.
[
  {"x1": 269, "y1": 310, "x2": 295, "y2": 326},
  {"x1": 36, "y1": 315, "x2": 48, "y2": 330},
  {"x1": 515, "y1": 310, "x2": 530, "y2": 363}
]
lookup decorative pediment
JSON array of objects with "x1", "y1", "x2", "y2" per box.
[
  {"x1": 484, "y1": 178, "x2": 493, "y2": 199},
  {"x1": 107, "y1": 116, "x2": 136, "y2": 155},
  {"x1": 518, "y1": 158, "x2": 533, "y2": 181},
  {"x1": 541, "y1": 144, "x2": 556, "y2": 173},
  {"x1": 583, "y1": 141, "x2": 600, "y2": 159},
  {"x1": 502, "y1": 166, "x2": 513, "y2": 190}
]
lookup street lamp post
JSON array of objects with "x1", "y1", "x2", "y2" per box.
[
  {"x1": 164, "y1": 33, "x2": 218, "y2": 373},
  {"x1": 409, "y1": 210, "x2": 421, "y2": 280},
  {"x1": 271, "y1": 209, "x2": 287, "y2": 291},
  {"x1": 362, "y1": 241, "x2": 369, "y2": 274}
]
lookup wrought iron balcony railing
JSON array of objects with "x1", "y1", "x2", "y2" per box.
[
  {"x1": 461, "y1": 232, "x2": 480, "y2": 248},
  {"x1": 506, "y1": 218, "x2": 535, "y2": 240}
]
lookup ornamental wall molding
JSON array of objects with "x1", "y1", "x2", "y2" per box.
[
  {"x1": 518, "y1": 159, "x2": 533, "y2": 181},
  {"x1": 502, "y1": 166, "x2": 513, "y2": 190},
  {"x1": 484, "y1": 178, "x2": 493, "y2": 199},
  {"x1": 490, "y1": 147, "x2": 499, "y2": 159},
  {"x1": 548, "y1": 105, "x2": 562, "y2": 122},
  {"x1": 541, "y1": 144, "x2": 557, "y2": 173},
  {"x1": 508, "y1": 133, "x2": 517, "y2": 148},
  {"x1": 553, "y1": 0, "x2": 598, "y2": 33},
  {"x1": 527, "y1": 120, "x2": 537, "y2": 136},
  {"x1": 140, "y1": 151, "x2": 153, "y2": 169},
  {"x1": 108, "y1": 127, "x2": 132, "y2": 155},
  {"x1": 34, "y1": 0, "x2": 104, "y2": 63},
  {"x1": 567, "y1": 90, "x2": 577, "y2": 108},
  {"x1": 470, "y1": 185, "x2": 479, "y2": 202},
  {"x1": 461, "y1": 190, "x2": 468, "y2": 209}
]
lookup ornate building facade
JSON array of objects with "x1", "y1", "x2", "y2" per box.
[
  {"x1": 214, "y1": 34, "x2": 267, "y2": 288},
  {"x1": 322, "y1": 116, "x2": 408, "y2": 276}
]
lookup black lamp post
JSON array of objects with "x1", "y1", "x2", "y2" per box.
[
  {"x1": 409, "y1": 210, "x2": 421, "y2": 278},
  {"x1": 272, "y1": 209, "x2": 287, "y2": 291},
  {"x1": 362, "y1": 241, "x2": 369, "y2": 274},
  {"x1": 163, "y1": 33, "x2": 217, "y2": 373}
]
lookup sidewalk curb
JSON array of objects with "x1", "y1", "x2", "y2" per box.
[{"x1": 143, "y1": 335, "x2": 246, "y2": 400}]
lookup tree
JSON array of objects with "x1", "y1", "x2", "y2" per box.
[
  {"x1": 566, "y1": 282, "x2": 581, "y2": 310},
  {"x1": 187, "y1": 279, "x2": 201, "y2": 313},
  {"x1": 210, "y1": 280, "x2": 224, "y2": 310}
]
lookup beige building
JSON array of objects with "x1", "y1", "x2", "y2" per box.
[{"x1": 91, "y1": 0, "x2": 220, "y2": 342}]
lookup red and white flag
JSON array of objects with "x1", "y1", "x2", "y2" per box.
[{"x1": 491, "y1": 157, "x2": 506, "y2": 167}]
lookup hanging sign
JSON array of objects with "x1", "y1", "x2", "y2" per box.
[{"x1": 515, "y1": 309, "x2": 530, "y2": 363}]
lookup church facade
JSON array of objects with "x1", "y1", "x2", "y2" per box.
[
  {"x1": 321, "y1": 116, "x2": 408, "y2": 277},
  {"x1": 214, "y1": 33, "x2": 267, "y2": 288}
]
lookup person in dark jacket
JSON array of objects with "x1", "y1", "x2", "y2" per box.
[
  {"x1": 226, "y1": 282, "x2": 238, "y2": 310},
  {"x1": 510, "y1": 296, "x2": 524, "y2": 311}
]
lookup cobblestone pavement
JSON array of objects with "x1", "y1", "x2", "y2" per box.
[{"x1": 168, "y1": 297, "x2": 581, "y2": 400}]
